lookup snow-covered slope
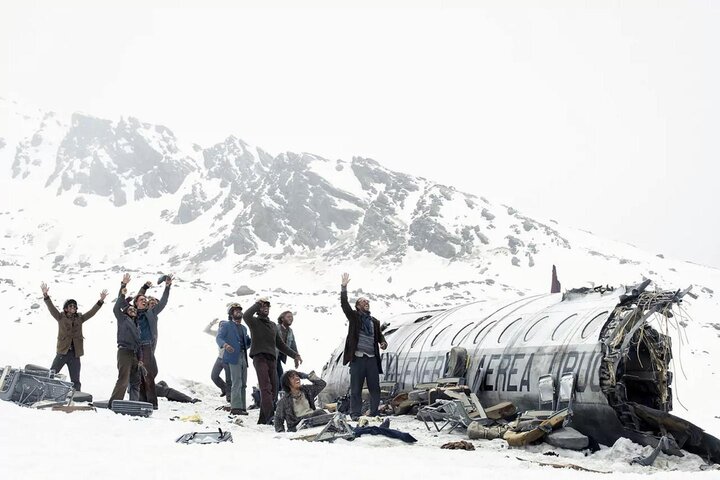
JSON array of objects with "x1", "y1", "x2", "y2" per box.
[{"x1": 1, "y1": 97, "x2": 720, "y2": 476}]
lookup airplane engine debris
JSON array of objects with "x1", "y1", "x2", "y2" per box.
[{"x1": 321, "y1": 279, "x2": 720, "y2": 464}]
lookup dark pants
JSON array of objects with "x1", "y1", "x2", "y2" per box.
[
  {"x1": 50, "y1": 345, "x2": 81, "y2": 391},
  {"x1": 275, "y1": 358, "x2": 284, "y2": 403},
  {"x1": 211, "y1": 357, "x2": 232, "y2": 400},
  {"x1": 252, "y1": 353, "x2": 278, "y2": 425},
  {"x1": 350, "y1": 355, "x2": 380, "y2": 417},
  {"x1": 138, "y1": 344, "x2": 158, "y2": 407},
  {"x1": 110, "y1": 348, "x2": 138, "y2": 406}
]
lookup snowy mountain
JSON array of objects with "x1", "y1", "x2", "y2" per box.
[{"x1": 2, "y1": 96, "x2": 720, "y2": 467}]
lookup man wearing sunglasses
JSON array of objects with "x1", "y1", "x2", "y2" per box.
[{"x1": 41, "y1": 281, "x2": 108, "y2": 392}]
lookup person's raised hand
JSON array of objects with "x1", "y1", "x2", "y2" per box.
[
  {"x1": 341, "y1": 273, "x2": 350, "y2": 287},
  {"x1": 40, "y1": 282, "x2": 49, "y2": 296}
]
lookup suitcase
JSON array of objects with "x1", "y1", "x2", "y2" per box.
[{"x1": 109, "y1": 400, "x2": 154, "y2": 417}]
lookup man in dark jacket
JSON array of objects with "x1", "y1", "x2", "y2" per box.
[
  {"x1": 275, "y1": 311, "x2": 298, "y2": 402},
  {"x1": 274, "y1": 370, "x2": 327, "y2": 432},
  {"x1": 340, "y1": 273, "x2": 387, "y2": 420},
  {"x1": 216, "y1": 303, "x2": 251, "y2": 415},
  {"x1": 243, "y1": 297, "x2": 302, "y2": 425},
  {"x1": 109, "y1": 273, "x2": 142, "y2": 407},
  {"x1": 127, "y1": 276, "x2": 172, "y2": 408},
  {"x1": 40, "y1": 281, "x2": 107, "y2": 391}
]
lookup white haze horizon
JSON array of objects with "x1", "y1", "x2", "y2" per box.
[{"x1": 2, "y1": 0, "x2": 719, "y2": 270}]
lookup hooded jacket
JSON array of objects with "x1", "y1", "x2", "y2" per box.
[{"x1": 43, "y1": 296, "x2": 103, "y2": 357}]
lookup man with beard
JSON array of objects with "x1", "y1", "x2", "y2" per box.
[
  {"x1": 40, "y1": 282, "x2": 107, "y2": 392},
  {"x1": 216, "y1": 303, "x2": 251, "y2": 415},
  {"x1": 109, "y1": 273, "x2": 141, "y2": 407},
  {"x1": 131, "y1": 275, "x2": 172, "y2": 409},
  {"x1": 243, "y1": 297, "x2": 302, "y2": 425},
  {"x1": 340, "y1": 273, "x2": 387, "y2": 420}
]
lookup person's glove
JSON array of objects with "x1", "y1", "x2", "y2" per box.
[
  {"x1": 298, "y1": 372, "x2": 309, "y2": 380},
  {"x1": 138, "y1": 362, "x2": 148, "y2": 378}
]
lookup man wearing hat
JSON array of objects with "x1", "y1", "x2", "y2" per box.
[
  {"x1": 216, "y1": 303, "x2": 251, "y2": 414},
  {"x1": 40, "y1": 281, "x2": 108, "y2": 391},
  {"x1": 243, "y1": 297, "x2": 302, "y2": 425}
]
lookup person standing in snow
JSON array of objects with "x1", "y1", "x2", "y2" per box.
[
  {"x1": 274, "y1": 370, "x2": 327, "y2": 432},
  {"x1": 109, "y1": 273, "x2": 142, "y2": 407},
  {"x1": 339, "y1": 273, "x2": 387, "y2": 420},
  {"x1": 40, "y1": 282, "x2": 108, "y2": 392},
  {"x1": 243, "y1": 297, "x2": 302, "y2": 425},
  {"x1": 203, "y1": 318, "x2": 232, "y2": 402},
  {"x1": 216, "y1": 303, "x2": 251, "y2": 415},
  {"x1": 127, "y1": 275, "x2": 172, "y2": 409},
  {"x1": 275, "y1": 310, "x2": 299, "y2": 402}
]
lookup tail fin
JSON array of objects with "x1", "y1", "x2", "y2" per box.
[{"x1": 551, "y1": 265, "x2": 561, "y2": 293}]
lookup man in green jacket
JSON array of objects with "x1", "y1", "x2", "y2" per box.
[{"x1": 41, "y1": 281, "x2": 108, "y2": 391}]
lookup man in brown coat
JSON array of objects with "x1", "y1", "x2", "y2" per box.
[{"x1": 41, "y1": 281, "x2": 108, "y2": 391}]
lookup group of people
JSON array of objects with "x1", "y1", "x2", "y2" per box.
[{"x1": 40, "y1": 272, "x2": 388, "y2": 431}]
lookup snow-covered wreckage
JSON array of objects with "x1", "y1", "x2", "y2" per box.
[{"x1": 321, "y1": 279, "x2": 720, "y2": 464}]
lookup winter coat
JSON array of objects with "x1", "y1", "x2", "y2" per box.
[
  {"x1": 243, "y1": 302, "x2": 298, "y2": 360},
  {"x1": 274, "y1": 372, "x2": 327, "y2": 432},
  {"x1": 137, "y1": 285, "x2": 170, "y2": 343},
  {"x1": 340, "y1": 287, "x2": 385, "y2": 374},
  {"x1": 113, "y1": 285, "x2": 140, "y2": 351},
  {"x1": 216, "y1": 320, "x2": 251, "y2": 365},
  {"x1": 277, "y1": 325, "x2": 297, "y2": 365},
  {"x1": 43, "y1": 296, "x2": 103, "y2": 357}
]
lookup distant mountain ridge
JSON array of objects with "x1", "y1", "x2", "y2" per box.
[{"x1": 1, "y1": 97, "x2": 716, "y2": 304}]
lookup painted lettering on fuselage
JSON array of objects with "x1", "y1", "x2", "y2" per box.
[{"x1": 380, "y1": 347, "x2": 602, "y2": 394}]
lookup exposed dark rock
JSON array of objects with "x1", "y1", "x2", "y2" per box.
[
  {"x1": 31, "y1": 303, "x2": 40, "y2": 309},
  {"x1": 73, "y1": 196, "x2": 87, "y2": 207},
  {"x1": 236, "y1": 285, "x2": 255, "y2": 296}
]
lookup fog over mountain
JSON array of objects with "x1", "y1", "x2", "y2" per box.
[{"x1": 2, "y1": 97, "x2": 718, "y2": 303}]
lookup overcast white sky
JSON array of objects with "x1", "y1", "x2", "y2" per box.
[{"x1": 2, "y1": 0, "x2": 719, "y2": 268}]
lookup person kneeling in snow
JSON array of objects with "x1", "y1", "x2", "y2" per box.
[{"x1": 274, "y1": 370, "x2": 327, "y2": 432}]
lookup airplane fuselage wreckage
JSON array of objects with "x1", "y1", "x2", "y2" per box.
[{"x1": 321, "y1": 280, "x2": 720, "y2": 463}]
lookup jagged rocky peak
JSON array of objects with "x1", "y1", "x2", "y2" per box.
[{"x1": 46, "y1": 112, "x2": 195, "y2": 206}]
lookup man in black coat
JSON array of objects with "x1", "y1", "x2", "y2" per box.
[{"x1": 340, "y1": 273, "x2": 387, "y2": 420}]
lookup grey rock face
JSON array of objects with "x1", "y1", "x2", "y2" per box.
[
  {"x1": 175, "y1": 183, "x2": 218, "y2": 224},
  {"x1": 48, "y1": 113, "x2": 194, "y2": 206},
  {"x1": 236, "y1": 285, "x2": 255, "y2": 296}
]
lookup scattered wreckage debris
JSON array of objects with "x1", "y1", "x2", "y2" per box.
[
  {"x1": 441, "y1": 440, "x2": 475, "y2": 450},
  {"x1": 321, "y1": 278, "x2": 720, "y2": 465},
  {"x1": 94, "y1": 400, "x2": 154, "y2": 417},
  {"x1": 515, "y1": 456, "x2": 610, "y2": 474},
  {"x1": 176, "y1": 428, "x2": 233, "y2": 444},
  {"x1": 1, "y1": 364, "x2": 75, "y2": 407}
]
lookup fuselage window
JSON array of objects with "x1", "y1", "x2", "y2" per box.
[
  {"x1": 473, "y1": 320, "x2": 497, "y2": 344},
  {"x1": 384, "y1": 328, "x2": 398, "y2": 337},
  {"x1": 414, "y1": 314, "x2": 435, "y2": 323},
  {"x1": 523, "y1": 316, "x2": 548, "y2": 342},
  {"x1": 581, "y1": 311, "x2": 609, "y2": 339},
  {"x1": 431, "y1": 325, "x2": 452, "y2": 346},
  {"x1": 451, "y1": 323, "x2": 474, "y2": 346},
  {"x1": 498, "y1": 318, "x2": 523, "y2": 343},
  {"x1": 551, "y1": 314, "x2": 578, "y2": 341},
  {"x1": 411, "y1": 325, "x2": 434, "y2": 348}
]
